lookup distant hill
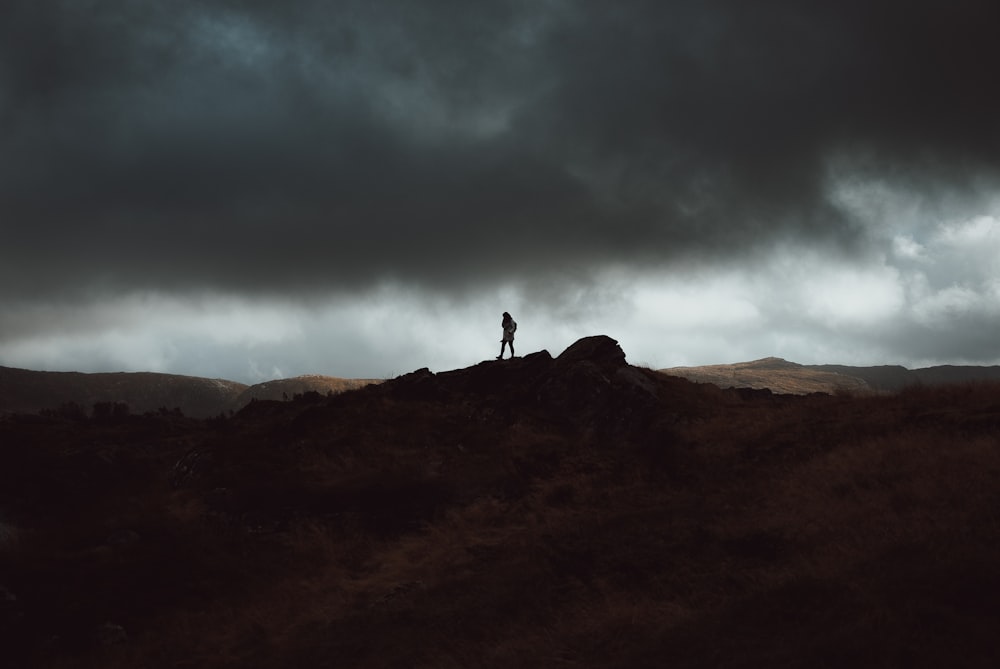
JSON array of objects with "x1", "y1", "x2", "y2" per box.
[
  {"x1": 662, "y1": 358, "x2": 1000, "y2": 394},
  {"x1": 234, "y1": 375, "x2": 382, "y2": 407},
  {"x1": 0, "y1": 366, "x2": 380, "y2": 418},
  {"x1": 0, "y1": 366, "x2": 247, "y2": 418},
  {"x1": 807, "y1": 363, "x2": 1000, "y2": 391},
  {"x1": 660, "y1": 357, "x2": 870, "y2": 394}
]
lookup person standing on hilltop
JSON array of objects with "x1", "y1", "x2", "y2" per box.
[{"x1": 498, "y1": 311, "x2": 517, "y2": 360}]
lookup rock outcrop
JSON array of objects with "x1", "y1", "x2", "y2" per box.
[{"x1": 378, "y1": 335, "x2": 664, "y2": 441}]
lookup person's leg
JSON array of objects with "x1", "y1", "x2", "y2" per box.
[
  {"x1": 510, "y1": 342, "x2": 514, "y2": 357},
  {"x1": 498, "y1": 341, "x2": 506, "y2": 359}
]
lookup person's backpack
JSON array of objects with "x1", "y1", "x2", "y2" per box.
[{"x1": 510, "y1": 320, "x2": 517, "y2": 333}]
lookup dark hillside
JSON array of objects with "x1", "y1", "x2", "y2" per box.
[
  {"x1": 913, "y1": 364, "x2": 1000, "y2": 387},
  {"x1": 0, "y1": 366, "x2": 379, "y2": 418},
  {"x1": 0, "y1": 366, "x2": 246, "y2": 418},
  {"x1": 3, "y1": 336, "x2": 1000, "y2": 668},
  {"x1": 804, "y1": 363, "x2": 1000, "y2": 391},
  {"x1": 803, "y1": 363, "x2": 914, "y2": 391}
]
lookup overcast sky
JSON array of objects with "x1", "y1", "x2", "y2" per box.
[{"x1": 3, "y1": 0, "x2": 1000, "y2": 383}]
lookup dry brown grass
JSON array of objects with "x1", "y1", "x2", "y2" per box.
[
  {"x1": 3, "y1": 373, "x2": 1000, "y2": 667},
  {"x1": 661, "y1": 358, "x2": 872, "y2": 395}
]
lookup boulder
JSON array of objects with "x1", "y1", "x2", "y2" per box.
[
  {"x1": 387, "y1": 368, "x2": 448, "y2": 401},
  {"x1": 556, "y1": 335, "x2": 627, "y2": 369}
]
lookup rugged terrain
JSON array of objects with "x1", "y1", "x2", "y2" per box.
[{"x1": 2, "y1": 336, "x2": 1000, "y2": 668}]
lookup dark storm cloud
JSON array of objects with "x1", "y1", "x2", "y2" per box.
[{"x1": 3, "y1": 0, "x2": 1000, "y2": 301}]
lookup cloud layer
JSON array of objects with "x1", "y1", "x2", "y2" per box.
[{"x1": 3, "y1": 1, "x2": 1000, "y2": 379}]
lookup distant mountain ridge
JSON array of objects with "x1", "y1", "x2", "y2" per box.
[
  {"x1": 6, "y1": 353, "x2": 1000, "y2": 418},
  {"x1": 805, "y1": 363, "x2": 1000, "y2": 391},
  {"x1": 662, "y1": 358, "x2": 1000, "y2": 394},
  {"x1": 0, "y1": 366, "x2": 380, "y2": 418}
]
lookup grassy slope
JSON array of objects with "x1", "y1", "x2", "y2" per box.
[
  {"x1": 666, "y1": 358, "x2": 1000, "y2": 394},
  {"x1": 2, "y1": 361, "x2": 1000, "y2": 668},
  {"x1": 661, "y1": 358, "x2": 871, "y2": 395}
]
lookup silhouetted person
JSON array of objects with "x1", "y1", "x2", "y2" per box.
[{"x1": 498, "y1": 311, "x2": 517, "y2": 359}]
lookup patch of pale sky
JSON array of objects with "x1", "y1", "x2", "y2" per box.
[
  {"x1": 4, "y1": 222, "x2": 1000, "y2": 381},
  {"x1": 937, "y1": 214, "x2": 1000, "y2": 245},
  {"x1": 792, "y1": 260, "x2": 905, "y2": 328},
  {"x1": 933, "y1": 215, "x2": 1000, "y2": 277},
  {"x1": 1, "y1": 327, "x2": 177, "y2": 375},
  {"x1": 630, "y1": 274, "x2": 762, "y2": 330},
  {"x1": 891, "y1": 235, "x2": 928, "y2": 262},
  {"x1": 0, "y1": 293, "x2": 305, "y2": 376},
  {"x1": 246, "y1": 358, "x2": 287, "y2": 382},
  {"x1": 911, "y1": 283, "x2": 999, "y2": 327},
  {"x1": 821, "y1": 173, "x2": 1000, "y2": 349}
]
